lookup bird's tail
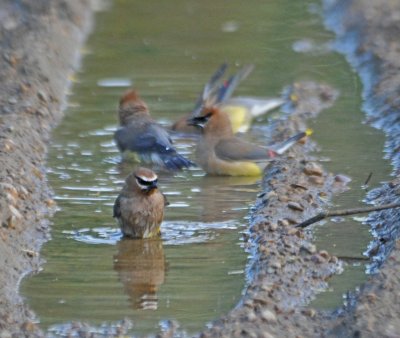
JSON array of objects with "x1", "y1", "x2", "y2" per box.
[
  {"x1": 269, "y1": 129, "x2": 313, "y2": 155},
  {"x1": 160, "y1": 152, "x2": 195, "y2": 171}
]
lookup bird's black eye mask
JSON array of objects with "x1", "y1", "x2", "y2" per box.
[
  {"x1": 135, "y1": 176, "x2": 157, "y2": 187},
  {"x1": 187, "y1": 112, "x2": 213, "y2": 129}
]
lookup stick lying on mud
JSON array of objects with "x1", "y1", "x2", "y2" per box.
[{"x1": 296, "y1": 202, "x2": 400, "y2": 229}]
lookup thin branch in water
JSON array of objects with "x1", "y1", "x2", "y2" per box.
[
  {"x1": 296, "y1": 202, "x2": 400, "y2": 229},
  {"x1": 336, "y1": 255, "x2": 370, "y2": 261},
  {"x1": 364, "y1": 172, "x2": 373, "y2": 186}
]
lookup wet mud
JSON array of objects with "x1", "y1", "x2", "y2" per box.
[{"x1": 1, "y1": 0, "x2": 400, "y2": 337}]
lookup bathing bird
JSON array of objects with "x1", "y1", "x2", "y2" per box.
[
  {"x1": 113, "y1": 167, "x2": 168, "y2": 238},
  {"x1": 171, "y1": 63, "x2": 284, "y2": 134},
  {"x1": 188, "y1": 107, "x2": 312, "y2": 176},
  {"x1": 114, "y1": 89, "x2": 194, "y2": 170}
]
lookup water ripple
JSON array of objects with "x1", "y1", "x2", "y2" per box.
[{"x1": 63, "y1": 220, "x2": 243, "y2": 246}]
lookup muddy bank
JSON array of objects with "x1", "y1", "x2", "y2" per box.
[
  {"x1": 0, "y1": 0, "x2": 92, "y2": 336},
  {"x1": 320, "y1": 0, "x2": 400, "y2": 336},
  {"x1": 1, "y1": 0, "x2": 400, "y2": 337}
]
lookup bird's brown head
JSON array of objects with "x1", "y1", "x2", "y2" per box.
[
  {"x1": 118, "y1": 89, "x2": 149, "y2": 125},
  {"x1": 126, "y1": 167, "x2": 159, "y2": 194},
  {"x1": 187, "y1": 106, "x2": 233, "y2": 137}
]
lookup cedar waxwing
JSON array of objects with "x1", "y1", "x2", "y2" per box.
[
  {"x1": 114, "y1": 89, "x2": 194, "y2": 171},
  {"x1": 171, "y1": 63, "x2": 284, "y2": 134},
  {"x1": 188, "y1": 107, "x2": 312, "y2": 176},
  {"x1": 113, "y1": 167, "x2": 169, "y2": 238}
]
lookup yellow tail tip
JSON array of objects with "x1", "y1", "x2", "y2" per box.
[{"x1": 305, "y1": 128, "x2": 313, "y2": 136}]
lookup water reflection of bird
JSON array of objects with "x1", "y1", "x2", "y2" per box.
[
  {"x1": 113, "y1": 167, "x2": 169, "y2": 238},
  {"x1": 113, "y1": 238, "x2": 166, "y2": 310},
  {"x1": 171, "y1": 63, "x2": 284, "y2": 134},
  {"x1": 188, "y1": 107, "x2": 312, "y2": 176},
  {"x1": 114, "y1": 89, "x2": 194, "y2": 170}
]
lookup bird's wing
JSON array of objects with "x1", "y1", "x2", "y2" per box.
[
  {"x1": 114, "y1": 123, "x2": 174, "y2": 154},
  {"x1": 146, "y1": 123, "x2": 176, "y2": 153},
  {"x1": 217, "y1": 64, "x2": 254, "y2": 103},
  {"x1": 191, "y1": 63, "x2": 229, "y2": 117},
  {"x1": 215, "y1": 138, "x2": 268, "y2": 161},
  {"x1": 113, "y1": 195, "x2": 121, "y2": 218},
  {"x1": 163, "y1": 193, "x2": 170, "y2": 207}
]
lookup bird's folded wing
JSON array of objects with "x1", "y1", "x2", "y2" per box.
[
  {"x1": 113, "y1": 195, "x2": 121, "y2": 218},
  {"x1": 215, "y1": 138, "x2": 268, "y2": 161},
  {"x1": 115, "y1": 124, "x2": 174, "y2": 154}
]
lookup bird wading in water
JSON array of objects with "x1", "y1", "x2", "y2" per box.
[
  {"x1": 113, "y1": 167, "x2": 168, "y2": 238},
  {"x1": 114, "y1": 89, "x2": 194, "y2": 171},
  {"x1": 188, "y1": 107, "x2": 312, "y2": 176}
]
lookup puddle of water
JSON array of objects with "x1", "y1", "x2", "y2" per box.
[{"x1": 21, "y1": 0, "x2": 393, "y2": 335}]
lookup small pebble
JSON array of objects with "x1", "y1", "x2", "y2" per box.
[
  {"x1": 45, "y1": 199, "x2": 56, "y2": 207},
  {"x1": 9, "y1": 205, "x2": 22, "y2": 220},
  {"x1": 300, "y1": 242, "x2": 317, "y2": 254},
  {"x1": 269, "y1": 223, "x2": 278, "y2": 232},
  {"x1": 308, "y1": 176, "x2": 324, "y2": 185},
  {"x1": 291, "y1": 183, "x2": 308, "y2": 191},
  {"x1": 287, "y1": 228, "x2": 300, "y2": 236},
  {"x1": 366, "y1": 293, "x2": 377, "y2": 303},
  {"x1": 260, "y1": 309, "x2": 277, "y2": 323},
  {"x1": 279, "y1": 195, "x2": 289, "y2": 203},
  {"x1": 3, "y1": 139, "x2": 16, "y2": 152},
  {"x1": 319, "y1": 250, "x2": 330, "y2": 259},
  {"x1": 36, "y1": 108, "x2": 48, "y2": 117},
  {"x1": 269, "y1": 260, "x2": 282, "y2": 269},
  {"x1": 329, "y1": 256, "x2": 339, "y2": 264},
  {"x1": 311, "y1": 254, "x2": 326, "y2": 264},
  {"x1": 304, "y1": 162, "x2": 323, "y2": 176},
  {"x1": 302, "y1": 308, "x2": 316, "y2": 318},
  {"x1": 334, "y1": 174, "x2": 352, "y2": 183},
  {"x1": 278, "y1": 219, "x2": 290, "y2": 227},
  {"x1": 288, "y1": 201, "x2": 304, "y2": 212},
  {"x1": 37, "y1": 90, "x2": 47, "y2": 103},
  {"x1": 8, "y1": 97, "x2": 17, "y2": 105}
]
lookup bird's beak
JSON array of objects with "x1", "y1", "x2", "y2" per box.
[
  {"x1": 187, "y1": 116, "x2": 207, "y2": 129},
  {"x1": 148, "y1": 181, "x2": 158, "y2": 191},
  {"x1": 143, "y1": 181, "x2": 158, "y2": 193}
]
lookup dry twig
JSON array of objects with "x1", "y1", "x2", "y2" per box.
[{"x1": 296, "y1": 202, "x2": 400, "y2": 229}]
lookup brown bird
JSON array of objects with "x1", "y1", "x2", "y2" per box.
[
  {"x1": 113, "y1": 167, "x2": 169, "y2": 238},
  {"x1": 188, "y1": 107, "x2": 312, "y2": 176},
  {"x1": 114, "y1": 89, "x2": 194, "y2": 170}
]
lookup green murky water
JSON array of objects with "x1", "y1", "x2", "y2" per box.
[{"x1": 21, "y1": 0, "x2": 391, "y2": 335}]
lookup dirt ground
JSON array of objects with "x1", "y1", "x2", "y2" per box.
[{"x1": 0, "y1": 0, "x2": 400, "y2": 337}]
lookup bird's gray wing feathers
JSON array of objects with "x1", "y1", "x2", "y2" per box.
[
  {"x1": 114, "y1": 123, "x2": 173, "y2": 153},
  {"x1": 215, "y1": 138, "x2": 268, "y2": 161},
  {"x1": 114, "y1": 123, "x2": 194, "y2": 170}
]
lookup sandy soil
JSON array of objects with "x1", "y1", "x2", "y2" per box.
[
  {"x1": 0, "y1": 0, "x2": 93, "y2": 336},
  {"x1": 0, "y1": 0, "x2": 399, "y2": 337}
]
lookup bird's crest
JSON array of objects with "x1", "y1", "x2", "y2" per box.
[
  {"x1": 119, "y1": 89, "x2": 140, "y2": 106},
  {"x1": 118, "y1": 89, "x2": 149, "y2": 125}
]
